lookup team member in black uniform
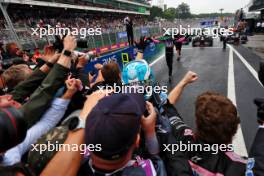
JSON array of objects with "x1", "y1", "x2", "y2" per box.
[
  {"x1": 174, "y1": 34, "x2": 183, "y2": 61},
  {"x1": 160, "y1": 88, "x2": 247, "y2": 176},
  {"x1": 165, "y1": 35, "x2": 175, "y2": 82},
  {"x1": 124, "y1": 17, "x2": 134, "y2": 46}
]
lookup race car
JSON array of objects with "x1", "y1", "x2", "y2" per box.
[
  {"x1": 182, "y1": 35, "x2": 192, "y2": 45},
  {"x1": 225, "y1": 32, "x2": 240, "y2": 45},
  {"x1": 192, "y1": 35, "x2": 213, "y2": 47},
  {"x1": 240, "y1": 33, "x2": 248, "y2": 44},
  {"x1": 176, "y1": 35, "x2": 192, "y2": 45}
]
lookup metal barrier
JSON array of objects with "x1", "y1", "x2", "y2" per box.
[{"x1": 0, "y1": 26, "x2": 163, "y2": 51}]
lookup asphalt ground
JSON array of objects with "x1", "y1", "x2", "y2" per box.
[{"x1": 150, "y1": 39, "x2": 264, "y2": 157}]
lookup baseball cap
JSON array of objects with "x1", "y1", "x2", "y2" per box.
[{"x1": 85, "y1": 93, "x2": 146, "y2": 160}]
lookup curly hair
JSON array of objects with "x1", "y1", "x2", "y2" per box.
[{"x1": 195, "y1": 92, "x2": 240, "y2": 144}]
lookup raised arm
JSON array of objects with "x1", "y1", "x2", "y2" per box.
[
  {"x1": 168, "y1": 71, "x2": 198, "y2": 105},
  {"x1": 21, "y1": 35, "x2": 77, "y2": 127},
  {"x1": 40, "y1": 90, "x2": 110, "y2": 176},
  {"x1": 11, "y1": 53, "x2": 60, "y2": 103}
]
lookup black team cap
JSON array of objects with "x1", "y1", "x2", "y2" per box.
[{"x1": 85, "y1": 93, "x2": 146, "y2": 160}]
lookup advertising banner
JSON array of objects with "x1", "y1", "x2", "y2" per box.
[
  {"x1": 117, "y1": 32, "x2": 127, "y2": 39},
  {"x1": 84, "y1": 42, "x2": 164, "y2": 74}
]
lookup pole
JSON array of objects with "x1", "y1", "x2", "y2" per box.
[{"x1": 0, "y1": 2, "x2": 22, "y2": 49}]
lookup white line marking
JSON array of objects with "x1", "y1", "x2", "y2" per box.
[
  {"x1": 228, "y1": 46, "x2": 248, "y2": 157},
  {"x1": 150, "y1": 54, "x2": 165, "y2": 66},
  {"x1": 228, "y1": 44, "x2": 263, "y2": 87},
  {"x1": 182, "y1": 47, "x2": 223, "y2": 49}
]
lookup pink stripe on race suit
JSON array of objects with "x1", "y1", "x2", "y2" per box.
[
  {"x1": 184, "y1": 129, "x2": 194, "y2": 136},
  {"x1": 189, "y1": 161, "x2": 224, "y2": 176},
  {"x1": 136, "y1": 157, "x2": 156, "y2": 176},
  {"x1": 152, "y1": 38, "x2": 160, "y2": 43},
  {"x1": 177, "y1": 37, "x2": 185, "y2": 43},
  {"x1": 225, "y1": 152, "x2": 247, "y2": 164}
]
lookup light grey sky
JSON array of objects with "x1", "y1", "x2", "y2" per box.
[{"x1": 152, "y1": 0, "x2": 250, "y2": 14}]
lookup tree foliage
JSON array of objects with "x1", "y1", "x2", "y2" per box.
[
  {"x1": 177, "y1": 2, "x2": 191, "y2": 19},
  {"x1": 149, "y1": 6, "x2": 163, "y2": 20},
  {"x1": 163, "y1": 7, "x2": 177, "y2": 21},
  {"x1": 149, "y1": 3, "x2": 234, "y2": 21}
]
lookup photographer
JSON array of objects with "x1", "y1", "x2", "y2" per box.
[
  {"x1": 0, "y1": 64, "x2": 33, "y2": 95},
  {"x1": 0, "y1": 43, "x2": 32, "y2": 70},
  {"x1": 39, "y1": 91, "x2": 166, "y2": 176},
  {"x1": 248, "y1": 61, "x2": 264, "y2": 176},
  {"x1": 0, "y1": 35, "x2": 76, "y2": 129},
  {"x1": 0, "y1": 106, "x2": 27, "y2": 155},
  {"x1": 249, "y1": 104, "x2": 264, "y2": 176},
  {"x1": 5, "y1": 43, "x2": 21, "y2": 60},
  {"x1": 2, "y1": 77, "x2": 81, "y2": 166},
  {"x1": 0, "y1": 35, "x2": 77, "y2": 169}
]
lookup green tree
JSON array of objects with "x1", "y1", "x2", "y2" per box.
[
  {"x1": 149, "y1": 6, "x2": 163, "y2": 21},
  {"x1": 177, "y1": 2, "x2": 191, "y2": 19},
  {"x1": 192, "y1": 13, "x2": 234, "y2": 18},
  {"x1": 163, "y1": 7, "x2": 177, "y2": 21}
]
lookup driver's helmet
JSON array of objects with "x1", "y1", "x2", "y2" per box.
[
  {"x1": 122, "y1": 59, "x2": 152, "y2": 84},
  {"x1": 122, "y1": 59, "x2": 154, "y2": 100}
]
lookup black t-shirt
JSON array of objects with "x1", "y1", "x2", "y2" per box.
[
  {"x1": 160, "y1": 101, "x2": 247, "y2": 176},
  {"x1": 78, "y1": 159, "x2": 146, "y2": 176},
  {"x1": 165, "y1": 40, "x2": 174, "y2": 54}
]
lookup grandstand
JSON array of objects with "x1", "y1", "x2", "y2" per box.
[
  {"x1": 1, "y1": 0, "x2": 150, "y2": 15},
  {"x1": 0, "y1": 0, "x2": 155, "y2": 51}
]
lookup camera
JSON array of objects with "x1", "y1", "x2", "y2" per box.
[{"x1": 53, "y1": 35, "x2": 89, "y2": 53}]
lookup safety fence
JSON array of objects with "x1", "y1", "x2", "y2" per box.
[{"x1": 0, "y1": 25, "x2": 163, "y2": 52}]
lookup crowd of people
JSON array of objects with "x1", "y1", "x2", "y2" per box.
[
  {"x1": 0, "y1": 11, "x2": 162, "y2": 51},
  {"x1": 0, "y1": 31, "x2": 264, "y2": 176},
  {"x1": 256, "y1": 21, "x2": 264, "y2": 33},
  {"x1": 0, "y1": 12, "x2": 150, "y2": 33},
  {"x1": 37, "y1": 0, "x2": 150, "y2": 10}
]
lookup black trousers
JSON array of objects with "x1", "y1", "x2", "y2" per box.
[
  {"x1": 175, "y1": 42, "x2": 182, "y2": 55},
  {"x1": 166, "y1": 52, "x2": 173, "y2": 76},
  {"x1": 223, "y1": 38, "x2": 227, "y2": 49},
  {"x1": 127, "y1": 31, "x2": 134, "y2": 45}
]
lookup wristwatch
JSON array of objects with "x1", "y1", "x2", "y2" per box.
[
  {"x1": 67, "y1": 116, "x2": 85, "y2": 131},
  {"x1": 63, "y1": 50, "x2": 72, "y2": 57},
  {"x1": 46, "y1": 62, "x2": 54, "y2": 68}
]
